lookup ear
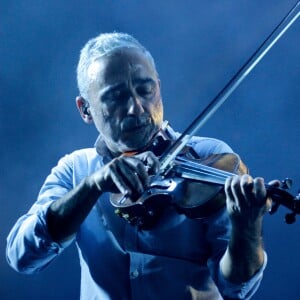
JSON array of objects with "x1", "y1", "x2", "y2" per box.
[{"x1": 76, "y1": 96, "x2": 93, "y2": 124}]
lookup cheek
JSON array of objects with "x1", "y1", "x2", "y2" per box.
[
  {"x1": 90, "y1": 104, "x2": 111, "y2": 132},
  {"x1": 92, "y1": 102, "x2": 113, "y2": 122},
  {"x1": 101, "y1": 108, "x2": 110, "y2": 121},
  {"x1": 151, "y1": 98, "x2": 163, "y2": 123},
  {"x1": 102, "y1": 101, "x2": 124, "y2": 120}
]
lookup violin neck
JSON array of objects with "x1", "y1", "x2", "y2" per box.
[{"x1": 171, "y1": 156, "x2": 300, "y2": 216}]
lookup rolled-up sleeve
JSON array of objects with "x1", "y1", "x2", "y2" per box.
[
  {"x1": 6, "y1": 154, "x2": 75, "y2": 274},
  {"x1": 216, "y1": 252, "x2": 267, "y2": 299}
]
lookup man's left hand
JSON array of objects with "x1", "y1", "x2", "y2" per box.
[{"x1": 224, "y1": 174, "x2": 278, "y2": 226}]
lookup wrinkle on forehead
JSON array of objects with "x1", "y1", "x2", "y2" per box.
[{"x1": 87, "y1": 49, "x2": 157, "y2": 92}]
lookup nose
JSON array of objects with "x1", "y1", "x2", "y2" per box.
[{"x1": 127, "y1": 93, "x2": 145, "y2": 115}]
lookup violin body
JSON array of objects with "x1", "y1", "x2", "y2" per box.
[{"x1": 110, "y1": 152, "x2": 248, "y2": 228}]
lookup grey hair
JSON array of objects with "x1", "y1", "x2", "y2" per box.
[{"x1": 77, "y1": 32, "x2": 156, "y2": 100}]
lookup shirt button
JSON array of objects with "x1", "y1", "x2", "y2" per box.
[{"x1": 131, "y1": 270, "x2": 139, "y2": 278}]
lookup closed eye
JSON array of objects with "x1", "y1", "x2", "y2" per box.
[
  {"x1": 136, "y1": 82, "x2": 155, "y2": 97},
  {"x1": 103, "y1": 88, "x2": 130, "y2": 102}
]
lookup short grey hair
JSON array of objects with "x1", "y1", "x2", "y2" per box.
[{"x1": 77, "y1": 32, "x2": 156, "y2": 100}]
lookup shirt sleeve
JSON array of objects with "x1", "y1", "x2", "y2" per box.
[
  {"x1": 217, "y1": 252, "x2": 267, "y2": 299},
  {"x1": 6, "y1": 154, "x2": 75, "y2": 274}
]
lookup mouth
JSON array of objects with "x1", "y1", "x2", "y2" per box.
[
  {"x1": 122, "y1": 123, "x2": 149, "y2": 133},
  {"x1": 119, "y1": 117, "x2": 156, "y2": 151},
  {"x1": 121, "y1": 116, "x2": 152, "y2": 133}
]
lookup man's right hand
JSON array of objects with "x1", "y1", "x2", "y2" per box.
[
  {"x1": 46, "y1": 151, "x2": 159, "y2": 242},
  {"x1": 90, "y1": 151, "x2": 160, "y2": 197}
]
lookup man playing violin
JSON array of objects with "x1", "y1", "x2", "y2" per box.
[{"x1": 6, "y1": 32, "x2": 275, "y2": 299}]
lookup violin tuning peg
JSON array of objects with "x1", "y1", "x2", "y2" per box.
[
  {"x1": 281, "y1": 178, "x2": 293, "y2": 190},
  {"x1": 122, "y1": 213, "x2": 130, "y2": 220},
  {"x1": 114, "y1": 209, "x2": 122, "y2": 216},
  {"x1": 285, "y1": 212, "x2": 296, "y2": 224},
  {"x1": 269, "y1": 201, "x2": 280, "y2": 215}
]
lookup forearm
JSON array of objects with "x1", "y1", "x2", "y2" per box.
[
  {"x1": 220, "y1": 217, "x2": 265, "y2": 283},
  {"x1": 46, "y1": 176, "x2": 101, "y2": 242}
]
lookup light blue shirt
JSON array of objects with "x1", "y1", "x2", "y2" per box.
[{"x1": 6, "y1": 127, "x2": 266, "y2": 300}]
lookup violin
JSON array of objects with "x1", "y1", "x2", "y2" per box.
[
  {"x1": 110, "y1": 131, "x2": 300, "y2": 229},
  {"x1": 110, "y1": 2, "x2": 300, "y2": 229}
]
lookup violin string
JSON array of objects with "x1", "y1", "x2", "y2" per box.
[
  {"x1": 175, "y1": 165, "x2": 230, "y2": 182},
  {"x1": 174, "y1": 156, "x2": 235, "y2": 177},
  {"x1": 172, "y1": 157, "x2": 234, "y2": 184},
  {"x1": 175, "y1": 169, "x2": 227, "y2": 185}
]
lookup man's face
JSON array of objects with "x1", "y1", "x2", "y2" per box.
[{"x1": 86, "y1": 48, "x2": 163, "y2": 155}]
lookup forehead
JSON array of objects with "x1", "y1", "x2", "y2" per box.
[{"x1": 87, "y1": 48, "x2": 157, "y2": 88}]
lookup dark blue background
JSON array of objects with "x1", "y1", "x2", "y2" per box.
[{"x1": 1, "y1": 1, "x2": 299, "y2": 299}]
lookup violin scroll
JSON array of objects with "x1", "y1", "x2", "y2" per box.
[{"x1": 268, "y1": 178, "x2": 300, "y2": 224}]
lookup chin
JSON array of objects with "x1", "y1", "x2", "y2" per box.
[
  {"x1": 121, "y1": 131, "x2": 155, "y2": 153},
  {"x1": 121, "y1": 139, "x2": 150, "y2": 153}
]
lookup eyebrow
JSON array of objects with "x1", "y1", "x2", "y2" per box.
[
  {"x1": 100, "y1": 78, "x2": 155, "y2": 95},
  {"x1": 133, "y1": 78, "x2": 155, "y2": 86},
  {"x1": 100, "y1": 83, "x2": 124, "y2": 96}
]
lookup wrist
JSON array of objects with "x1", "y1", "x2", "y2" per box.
[
  {"x1": 230, "y1": 217, "x2": 264, "y2": 252},
  {"x1": 85, "y1": 175, "x2": 103, "y2": 195},
  {"x1": 231, "y1": 215, "x2": 263, "y2": 237}
]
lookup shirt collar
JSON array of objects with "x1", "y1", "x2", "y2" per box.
[{"x1": 94, "y1": 135, "x2": 114, "y2": 163}]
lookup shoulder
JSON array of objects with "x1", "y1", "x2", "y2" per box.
[
  {"x1": 165, "y1": 124, "x2": 233, "y2": 158},
  {"x1": 187, "y1": 136, "x2": 233, "y2": 158},
  {"x1": 57, "y1": 148, "x2": 100, "y2": 164},
  {"x1": 51, "y1": 148, "x2": 102, "y2": 178},
  {"x1": 42, "y1": 148, "x2": 102, "y2": 191}
]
